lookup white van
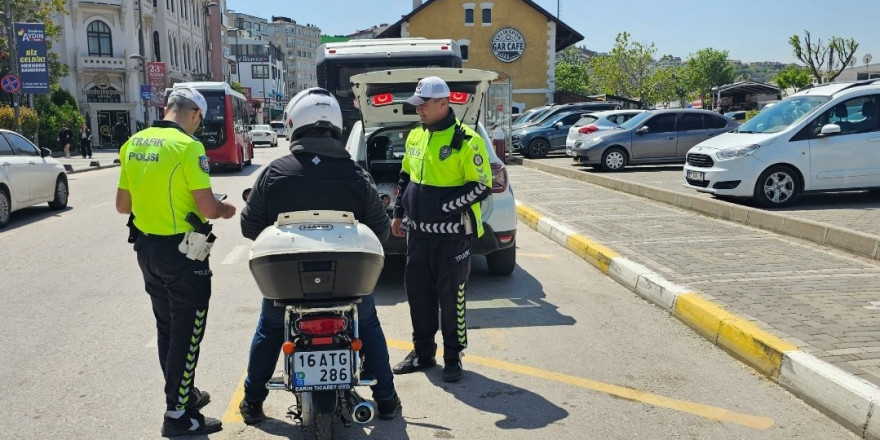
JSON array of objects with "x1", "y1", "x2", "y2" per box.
[
  {"x1": 683, "y1": 80, "x2": 880, "y2": 207},
  {"x1": 269, "y1": 121, "x2": 285, "y2": 138}
]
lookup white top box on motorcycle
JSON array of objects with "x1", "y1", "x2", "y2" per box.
[{"x1": 249, "y1": 210, "x2": 385, "y2": 300}]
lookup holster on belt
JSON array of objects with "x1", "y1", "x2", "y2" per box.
[
  {"x1": 126, "y1": 214, "x2": 141, "y2": 244},
  {"x1": 179, "y1": 212, "x2": 216, "y2": 261}
]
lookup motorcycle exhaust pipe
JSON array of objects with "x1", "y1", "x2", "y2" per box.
[{"x1": 351, "y1": 401, "x2": 375, "y2": 424}]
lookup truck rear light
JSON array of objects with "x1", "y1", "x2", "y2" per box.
[
  {"x1": 578, "y1": 125, "x2": 598, "y2": 134},
  {"x1": 490, "y1": 162, "x2": 508, "y2": 194},
  {"x1": 298, "y1": 316, "x2": 347, "y2": 336}
]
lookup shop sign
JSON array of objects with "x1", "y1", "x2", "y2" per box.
[{"x1": 491, "y1": 27, "x2": 526, "y2": 63}]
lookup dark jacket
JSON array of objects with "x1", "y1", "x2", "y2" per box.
[
  {"x1": 113, "y1": 122, "x2": 130, "y2": 141},
  {"x1": 58, "y1": 128, "x2": 74, "y2": 145},
  {"x1": 81, "y1": 127, "x2": 92, "y2": 141},
  {"x1": 240, "y1": 134, "x2": 390, "y2": 242}
]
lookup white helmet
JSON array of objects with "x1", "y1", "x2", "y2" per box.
[{"x1": 287, "y1": 87, "x2": 343, "y2": 140}]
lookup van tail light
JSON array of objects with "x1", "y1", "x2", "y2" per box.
[
  {"x1": 490, "y1": 162, "x2": 508, "y2": 194},
  {"x1": 298, "y1": 316, "x2": 347, "y2": 336},
  {"x1": 578, "y1": 125, "x2": 599, "y2": 134}
]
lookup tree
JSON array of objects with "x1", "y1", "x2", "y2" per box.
[
  {"x1": 230, "y1": 82, "x2": 247, "y2": 96},
  {"x1": 589, "y1": 32, "x2": 657, "y2": 105},
  {"x1": 555, "y1": 46, "x2": 592, "y2": 95},
  {"x1": 686, "y1": 48, "x2": 737, "y2": 105},
  {"x1": 775, "y1": 65, "x2": 813, "y2": 95},
  {"x1": 650, "y1": 64, "x2": 692, "y2": 108},
  {"x1": 789, "y1": 30, "x2": 858, "y2": 83}
]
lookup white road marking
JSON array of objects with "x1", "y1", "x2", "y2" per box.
[{"x1": 221, "y1": 245, "x2": 247, "y2": 265}]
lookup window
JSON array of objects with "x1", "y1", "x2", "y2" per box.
[
  {"x1": 704, "y1": 114, "x2": 728, "y2": 129},
  {"x1": 168, "y1": 35, "x2": 173, "y2": 65},
  {"x1": 482, "y1": 8, "x2": 491, "y2": 24},
  {"x1": 560, "y1": 113, "x2": 582, "y2": 126},
  {"x1": 679, "y1": 113, "x2": 704, "y2": 131},
  {"x1": 464, "y1": 8, "x2": 474, "y2": 24},
  {"x1": 153, "y1": 31, "x2": 161, "y2": 62},
  {"x1": 0, "y1": 134, "x2": 13, "y2": 156},
  {"x1": 252, "y1": 64, "x2": 269, "y2": 79},
  {"x1": 806, "y1": 95, "x2": 880, "y2": 137},
  {"x1": 5, "y1": 133, "x2": 38, "y2": 156},
  {"x1": 460, "y1": 45, "x2": 469, "y2": 61},
  {"x1": 153, "y1": 0, "x2": 157, "y2": 7},
  {"x1": 646, "y1": 114, "x2": 677, "y2": 133},
  {"x1": 87, "y1": 21, "x2": 113, "y2": 57}
]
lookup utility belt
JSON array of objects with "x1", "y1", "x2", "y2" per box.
[{"x1": 127, "y1": 212, "x2": 216, "y2": 261}]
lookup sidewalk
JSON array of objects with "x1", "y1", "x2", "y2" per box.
[
  {"x1": 507, "y1": 163, "x2": 880, "y2": 439},
  {"x1": 54, "y1": 149, "x2": 120, "y2": 174}
]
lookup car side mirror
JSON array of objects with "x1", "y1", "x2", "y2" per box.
[
  {"x1": 636, "y1": 126, "x2": 649, "y2": 135},
  {"x1": 40, "y1": 147, "x2": 51, "y2": 158},
  {"x1": 820, "y1": 123, "x2": 841, "y2": 136},
  {"x1": 242, "y1": 188, "x2": 252, "y2": 202},
  {"x1": 554, "y1": 122, "x2": 564, "y2": 129}
]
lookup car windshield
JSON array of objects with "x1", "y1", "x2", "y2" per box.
[
  {"x1": 519, "y1": 108, "x2": 553, "y2": 124},
  {"x1": 252, "y1": 125, "x2": 271, "y2": 131},
  {"x1": 738, "y1": 96, "x2": 830, "y2": 133},
  {"x1": 513, "y1": 111, "x2": 538, "y2": 125},
  {"x1": 619, "y1": 111, "x2": 652, "y2": 130},
  {"x1": 269, "y1": 122, "x2": 283, "y2": 129}
]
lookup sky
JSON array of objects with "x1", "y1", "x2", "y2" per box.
[{"x1": 227, "y1": 0, "x2": 880, "y2": 65}]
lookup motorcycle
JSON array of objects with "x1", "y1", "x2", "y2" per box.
[{"x1": 246, "y1": 200, "x2": 386, "y2": 438}]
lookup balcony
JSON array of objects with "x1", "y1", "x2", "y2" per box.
[
  {"x1": 79, "y1": 0, "x2": 123, "y2": 5},
  {"x1": 79, "y1": 54, "x2": 127, "y2": 71}
]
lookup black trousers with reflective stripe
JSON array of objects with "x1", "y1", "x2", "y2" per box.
[
  {"x1": 404, "y1": 234, "x2": 472, "y2": 362},
  {"x1": 134, "y1": 235, "x2": 212, "y2": 411}
]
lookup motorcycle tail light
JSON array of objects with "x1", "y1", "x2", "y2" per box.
[
  {"x1": 298, "y1": 316, "x2": 347, "y2": 335},
  {"x1": 282, "y1": 341, "x2": 296, "y2": 354},
  {"x1": 311, "y1": 337, "x2": 334, "y2": 346},
  {"x1": 490, "y1": 162, "x2": 508, "y2": 194},
  {"x1": 350, "y1": 338, "x2": 363, "y2": 351}
]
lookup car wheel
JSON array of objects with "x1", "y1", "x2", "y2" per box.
[
  {"x1": 0, "y1": 186, "x2": 10, "y2": 229},
  {"x1": 754, "y1": 165, "x2": 800, "y2": 208},
  {"x1": 48, "y1": 175, "x2": 69, "y2": 210},
  {"x1": 485, "y1": 244, "x2": 516, "y2": 275},
  {"x1": 600, "y1": 148, "x2": 628, "y2": 171},
  {"x1": 528, "y1": 139, "x2": 550, "y2": 159}
]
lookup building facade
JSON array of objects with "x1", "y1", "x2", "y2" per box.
[
  {"x1": 226, "y1": 12, "x2": 286, "y2": 123},
  {"x1": 379, "y1": 0, "x2": 582, "y2": 111},
  {"x1": 54, "y1": 0, "x2": 227, "y2": 146},
  {"x1": 267, "y1": 16, "x2": 321, "y2": 97}
]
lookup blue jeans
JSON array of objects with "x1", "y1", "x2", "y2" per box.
[{"x1": 243, "y1": 294, "x2": 396, "y2": 403}]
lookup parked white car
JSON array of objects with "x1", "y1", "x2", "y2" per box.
[
  {"x1": 0, "y1": 129, "x2": 69, "y2": 228},
  {"x1": 683, "y1": 80, "x2": 880, "y2": 207},
  {"x1": 565, "y1": 110, "x2": 646, "y2": 148},
  {"x1": 347, "y1": 67, "x2": 518, "y2": 275},
  {"x1": 249, "y1": 124, "x2": 278, "y2": 147}
]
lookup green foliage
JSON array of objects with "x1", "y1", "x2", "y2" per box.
[
  {"x1": 50, "y1": 87, "x2": 77, "y2": 107},
  {"x1": 775, "y1": 65, "x2": 813, "y2": 94},
  {"x1": 230, "y1": 82, "x2": 247, "y2": 96},
  {"x1": 33, "y1": 94, "x2": 84, "y2": 151},
  {"x1": 650, "y1": 64, "x2": 693, "y2": 107},
  {"x1": 555, "y1": 47, "x2": 592, "y2": 95},
  {"x1": 789, "y1": 30, "x2": 858, "y2": 83},
  {"x1": 0, "y1": 106, "x2": 38, "y2": 139},
  {"x1": 589, "y1": 32, "x2": 657, "y2": 104},
  {"x1": 686, "y1": 48, "x2": 737, "y2": 103}
]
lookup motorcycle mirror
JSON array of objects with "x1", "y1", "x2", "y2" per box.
[{"x1": 242, "y1": 188, "x2": 252, "y2": 201}]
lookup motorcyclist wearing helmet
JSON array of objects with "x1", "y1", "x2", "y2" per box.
[{"x1": 238, "y1": 88, "x2": 401, "y2": 424}]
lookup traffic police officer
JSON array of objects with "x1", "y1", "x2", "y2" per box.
[
  {"x1": 116, "y1": 87, "x2": 236, "y2": 437},
  {"x1": 391, "y1": 76, "x2": 492, "y2": 383}
]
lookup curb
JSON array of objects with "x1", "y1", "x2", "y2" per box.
[
  {"x1": 516, "y1": 202, "x2": 880, "y2": 439},
  {"x1": 512, "y1": 157, "x2": 880, "y2": 261},
  {"x1": 65, "y1": 163, "x2": 120, "y2": 174}
]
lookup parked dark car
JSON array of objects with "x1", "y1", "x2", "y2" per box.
[
  {"x1": 512, "y1": 111, "x2": 583, "y2": 158},
  {"x1": 566, "y1": 109, "x2": 738, "y2": 171}
]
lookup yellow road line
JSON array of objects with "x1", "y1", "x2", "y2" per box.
[
  {"x1": 221, "y1": 372, "x2": 247, "y2": 423},
  {"x1": 386, "y1": 339, "x2": 774, "y2": 430}
]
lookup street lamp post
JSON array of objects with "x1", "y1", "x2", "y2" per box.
[
  {"x1": 128, "y1": 54, "x2": 150, "y2": 128},
  {"x1": 203, "y1": 2, "x2": 219, "y2": 80}
]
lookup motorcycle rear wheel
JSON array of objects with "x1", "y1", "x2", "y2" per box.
[{"x1": 301, "y1": 392, "x2": 334, "y2": 440}]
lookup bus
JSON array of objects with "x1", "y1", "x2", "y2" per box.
[
  {"x1": 312, "y1": 38, "x2": 463, "y2": 142},
  {"x1": 166, "y1": 81, "x2": 254, "y2": 171}
]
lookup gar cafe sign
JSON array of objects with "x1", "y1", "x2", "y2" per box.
[
  {"x1": 491, "y1": 27, "x2": 526, "y2": 63},
  {"x1": 83, "y1": 74, "x2": 122, "y2": 96}
]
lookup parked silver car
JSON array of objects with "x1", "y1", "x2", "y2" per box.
[{"x1": 566, "y1": 109, "x2": 738, "y2": 171}]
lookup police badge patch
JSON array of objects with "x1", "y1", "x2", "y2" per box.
[
  {"x1": 473, "y1": 154, "x2": 483, "y2": 166},
  {"x1": 199, "y1": 155, "x2": 210, "y2": 173},
  {"x1": 439, "y1": 145, "x2": 452, "y2": 161}
]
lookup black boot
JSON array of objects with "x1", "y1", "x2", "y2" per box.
[{"x1": 392, "y1": 350, "x2": 436, "y2": 375}]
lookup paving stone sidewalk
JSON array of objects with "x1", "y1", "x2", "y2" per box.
[{"x1": 508, "y1": 164, "x2": 880, "y2": 386}]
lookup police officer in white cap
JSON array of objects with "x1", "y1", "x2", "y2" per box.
[
  {"x1": 391, "y1": 76, "x2": 492, "y2": 383},
  {"x1": 116, "y1": 86, "x2": 236, "y2": 437}
]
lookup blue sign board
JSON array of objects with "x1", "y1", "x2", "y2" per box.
[
  {"x1": 14, "y1": 23, "x2": 49, "y2": 95},
  {"x1": 140, "y1": 84, "x2": 152, "y2": 100}
]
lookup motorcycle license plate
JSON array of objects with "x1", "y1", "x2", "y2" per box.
[{"x1": 292, "y1": 350, "x2": 351, "y2": 391}]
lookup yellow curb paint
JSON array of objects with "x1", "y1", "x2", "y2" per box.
[
  {"x1": 386, "y1": 339, "x2": 774, "y2": 430},
  {"x1": 674, "y1": 294, "x2": 798, "y2": 379},
  {"x1": 565, "y1": 234, "x2": 619, "y2": 274},
  {"x1": 221, "y1": 372, "x2": 247, "y2": 423},
  {"x1": 515, "y1": 205, "x2": 541, "y2": 228}
]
